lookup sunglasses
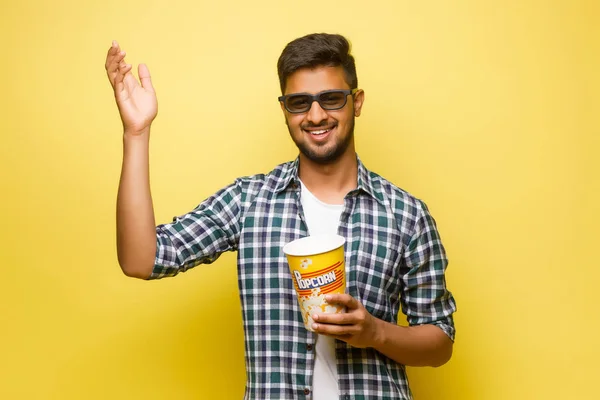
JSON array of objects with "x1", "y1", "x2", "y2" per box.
[{"x1": 278, "y1": 89, "x2": 358, "y2": 114}]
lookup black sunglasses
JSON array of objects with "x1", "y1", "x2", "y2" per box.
[{"x1": 278, "y1": 89, "x2": 358, "y2": 114}]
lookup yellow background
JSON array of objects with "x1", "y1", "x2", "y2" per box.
[{"x1": 1, "y1": 0, "x2": 598, "y2": 399}]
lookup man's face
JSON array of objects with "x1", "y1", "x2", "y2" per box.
[{"x1": 281, "y1": 66, "x2": 364, "y2": 165}]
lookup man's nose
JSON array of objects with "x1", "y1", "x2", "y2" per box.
[{"x1": 306, "y1": 100, "x2": 328, "y2": 124}]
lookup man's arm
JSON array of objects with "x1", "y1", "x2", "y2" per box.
[
  {"x1": 312, "y1": 294, "x2": 453, "y2": 367},
  {"x1": 373, "y1": 317, "x2": 453, "y2": 367},
  {"x1": 105, "y1": 41, "x2": 159, "y2": 279},
  {"x1": 116, "y1": 131, "x2": 156, "y2": 279}
]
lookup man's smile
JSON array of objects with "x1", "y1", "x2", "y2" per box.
[{"x1": 302, "y1": 124, "x2": 337, "y2": 140}]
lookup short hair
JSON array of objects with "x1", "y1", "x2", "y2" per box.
[{"x1": 277, "y1": 33, "x2": 358, "y2": 94}]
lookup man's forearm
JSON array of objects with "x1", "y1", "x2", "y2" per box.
[
  {"x1": 372, "y1": 320, "x2": 453, "y2": 367},
  {"x1": 116, "y1": 129, "x2": 157, "y2": 279}
]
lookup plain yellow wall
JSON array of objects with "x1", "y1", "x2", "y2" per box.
[{"x1": 1, "y1": 0, "x2": 598, "y2": 399}]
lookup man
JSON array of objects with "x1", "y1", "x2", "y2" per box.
[{"x1": 105, "y1": 33, "x2": 456, "y2": 399}]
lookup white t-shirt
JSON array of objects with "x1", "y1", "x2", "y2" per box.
[{"x1": 299, "y1": 180, "x2": 344, "y2": 400}]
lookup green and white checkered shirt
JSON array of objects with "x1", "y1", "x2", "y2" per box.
[{"x1": 150, "y1": 156, "x2": 456, "y2": 400}]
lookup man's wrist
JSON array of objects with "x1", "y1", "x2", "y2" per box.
[
  {"x1": 371, "y1": 317, "x2": 391, "y2": 349},
  {"x1": 123, "y1": 126, "x2": 151, "y2": 139}
]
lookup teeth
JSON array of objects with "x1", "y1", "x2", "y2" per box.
[{"x1": 307, "y1": 128, "x2": 331, "y2": 135}]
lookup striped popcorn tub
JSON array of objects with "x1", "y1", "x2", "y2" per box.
[{"x1": 282, "y1": 234, "x2": 347, "y2": 332}]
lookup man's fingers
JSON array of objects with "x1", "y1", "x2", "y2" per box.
[
  {"x1": 325, "y1": 294, "x2": 359, "y2": 309},
  {"x1": 104, "y1": 42, "x2": 151, "y2": 95},
  {"x1": 105, "y1": 41, "x2": 119, "y2": 65},
  {"x1": 107, "y1": 51, "x2": 126, "y2": 73},
  {"x1": 138, "y1": 64, "x2": 155, "y2": 92},
  {"x1": 105, "y1": 41, "x2": 123, "y2": 70},
  {"x1": 122, "y1": 65, "x2": 140, "y2": 93},
  {"x1": 313, "y1": 311, "x2": 355, "y2": 325},
  {"x1": 106, "y1": 41, "x2": 119, "y2": 57},
  {"x1": 106, "y1": 44, "x2": 127, "y2": 88},
  {"x1": 114, "y1": 63, "x2": 133, "y2": 91},
  {"x1": 313, "y1": 322, "x2": 359, "y2": 336}
]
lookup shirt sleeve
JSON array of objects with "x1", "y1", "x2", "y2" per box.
[
  {"x1": 147, "y1": 180, "x2": 243, "y2": 280},
  {"x1": 401, "y1": 200, "x2": 457, "y2": 341}
]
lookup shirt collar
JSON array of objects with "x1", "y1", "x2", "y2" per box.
[
  {"x1": 273, "y1": 157, "x2": 300, "y2": 194},
  {"x1": 274, "y1": 155, "x2": 383, "y2": 204},
  {"x1": 355, "y1": 155, "x2": 382, "y2": 203}
]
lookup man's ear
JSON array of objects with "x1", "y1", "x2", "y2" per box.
[
  {"x1": 353, "y1": 89, "x2": 365, "y2": 117},
  {"x1": 280, "y1": 101, "x2": 290, "y2": 126},
  {"x1": 280, "y1": 101, "x2": 289, "y2": 121}
]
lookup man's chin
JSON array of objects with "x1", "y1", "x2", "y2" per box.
[{"x1": 298, "y1": 146, "x2": 344, "y2": 165}]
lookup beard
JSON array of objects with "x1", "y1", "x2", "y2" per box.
[{"x1": 286, "y1": 117, "x2": 355, "y2": 165}]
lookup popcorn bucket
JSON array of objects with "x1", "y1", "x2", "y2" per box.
[{"x1": 282, "y1": 234, "x2": 346, "y2": 332}]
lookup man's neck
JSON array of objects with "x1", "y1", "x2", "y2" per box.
[{"x1": 298, "y1": 150, "x2": 358, "y2": 205}]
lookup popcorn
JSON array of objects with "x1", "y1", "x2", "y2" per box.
[{"x1": 298, "y1": 288, "x2": 345, "y2": 329}]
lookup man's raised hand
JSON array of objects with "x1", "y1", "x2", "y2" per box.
[{"x1": 105, "y1": 41, "x2": 158, "y2": 135}]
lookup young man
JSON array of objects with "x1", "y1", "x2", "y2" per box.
[{"x1": 105, "y1": 33, "x2": 456, "y2": 400}]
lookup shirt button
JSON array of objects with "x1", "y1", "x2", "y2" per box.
[
  {"x1": 304, "y1": 388, "x2": 311, "y2": 395},
  {"x1": 307, "y1": 344, "x2": 313, "y2": 351}
]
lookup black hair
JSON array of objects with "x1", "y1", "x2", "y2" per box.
[{"x1": 277, "y1": 33, "x2": 358, "y2": 94}]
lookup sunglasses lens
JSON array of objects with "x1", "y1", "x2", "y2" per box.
[
  {"x1": 318, "y1": 91, "x2": 347, "y2": 109},
  {"x1": 286, "y1": 95, "x2": 311, "y2": 113}
]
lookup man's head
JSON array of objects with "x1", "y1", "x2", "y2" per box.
[{"x1": 277, "y1": 33, "x2": 364, "y2": 165}]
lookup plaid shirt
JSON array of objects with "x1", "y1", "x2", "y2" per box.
[{"x1": 150, "y1": 156, "x2": 456, "y2": 400}]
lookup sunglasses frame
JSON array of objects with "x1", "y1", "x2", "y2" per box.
[{"x1": 278, "y1": 89, "x2": 358, "y2": 114}]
